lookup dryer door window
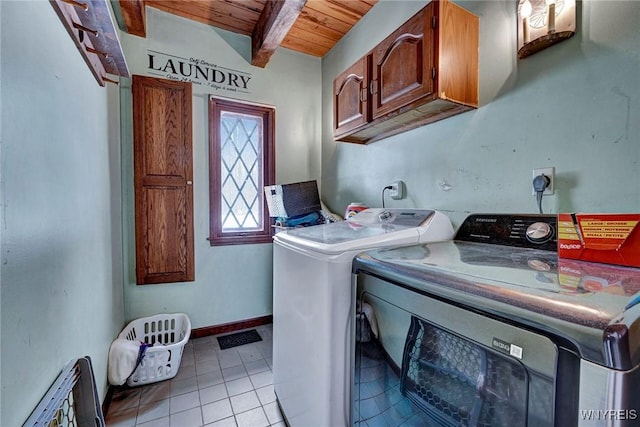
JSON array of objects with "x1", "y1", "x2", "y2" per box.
[{"x1": 401, "y1": 316, "x2": 554, "y2": 426}]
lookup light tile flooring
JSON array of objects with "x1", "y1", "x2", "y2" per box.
[
  {"x1": 354, "y1": 340, "x2": 432, "y2": 427},
  {"x1": 106, "y1": 325, "x2": 283, "y2": 427}
]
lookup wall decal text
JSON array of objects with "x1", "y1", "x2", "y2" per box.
[{"x1": 147, "y1": 50, "x2": 251, "y2": 93}]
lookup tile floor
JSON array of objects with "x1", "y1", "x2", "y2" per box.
[
  {"x1": 105, "y1": 324, "x2": 283, "y2": 427},
  {"x1": 354, "y1": 340, "x2": 433, "y2": 427}
]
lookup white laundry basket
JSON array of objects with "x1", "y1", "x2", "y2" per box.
[{"x1": 119, "y1": 313, "x2": 191, "y2": 386}]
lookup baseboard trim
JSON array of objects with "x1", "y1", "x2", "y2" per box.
[
  {"x1": 190, "y1": 314, "x2": 273, "y2": 339},
  {"x1": 102, "y1": 383, "x2": 117, "y2": 418}
]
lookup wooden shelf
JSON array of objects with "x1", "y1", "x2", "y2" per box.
[{"x1": 50, "y1": 0, "x2": 130, "y2": 86}]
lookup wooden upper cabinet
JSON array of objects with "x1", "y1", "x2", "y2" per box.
[
  {"x1": 333, "y1": 0, "x2": 478, "y2": 144},
  {"x1": 438, "y1": 0, "x2": 479, "y2": 106},
  {"x1": 371, "y1": 5, "x2": 435, "y2": 120},
  {"x1": 133, "y1": 75, "x2": 195, "y2": 285},
  {"x1": 334, "y1": 57, "x2": 369, "y2": 139}
]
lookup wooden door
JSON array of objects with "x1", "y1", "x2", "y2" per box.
[
  {"x1": 370, "y1": 3, "x2": 436, "y2": 120},
  {"x1": 133, "y1": 75, "x2": 194, "y2": 284},
  {"x1": 333, "y1": 56, "x2": 369, "y2": 138}
]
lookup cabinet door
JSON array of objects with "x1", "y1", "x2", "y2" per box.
[
  {"x1": 133, "y1": 75, "x2": 194, "y2": 285},
  {"x1": 333, "y1": 56, "x2": 369, "y2": 138},
  {"x1": 370, "y1": 4, "x2": 435, "y2": 120}
]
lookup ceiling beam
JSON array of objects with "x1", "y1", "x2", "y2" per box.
[
  {"x1": 118, "y1": 0, "x2": 147, "y2": 38},
  {"x1": 251, "y1": 0, "x2": 307, "y2": 68}
]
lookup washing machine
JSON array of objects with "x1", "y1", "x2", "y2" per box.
[{"x1": 272, "y1": 208, "x2": 454, "y2": 427}]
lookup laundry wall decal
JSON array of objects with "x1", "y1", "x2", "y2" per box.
[{"x1": 147, "y1": 50, "x2": 252, "y2": 94}]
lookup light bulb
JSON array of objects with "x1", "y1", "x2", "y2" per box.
[
  {"x1": 546, "y1": 0, "x2": 556, "y2": 33},
  {"x1": 520, "y1": 0, "x2": 533, "y2": 43},
  {"x1": 521, "y1": 0, "x2": 533, "y2": 18}
]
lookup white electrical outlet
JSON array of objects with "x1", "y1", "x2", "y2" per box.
[
  {"x1": 532, "y1": 167, "x2": 555, "y2": 195},
  {"x1": 389, "y1": 180, "x2": 405, "y2": 200}
]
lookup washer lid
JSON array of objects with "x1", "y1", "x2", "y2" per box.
[{"x1": 273, "y1": 209, "x2": 446, "y2": 254}]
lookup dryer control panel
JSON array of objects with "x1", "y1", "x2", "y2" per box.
[{"x1": 455, "y1": 214, "x2": 557, "y2": 251}]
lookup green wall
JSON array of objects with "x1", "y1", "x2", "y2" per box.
[
  {"x1": 2, "y1": 1, "x2": 638, "y2": 424},
  {"x1": 118, "y1": 8, "x2": 322, "y2": 328},
  {"x1": 0, "y1": 2, "x2": 124, "y2": 425},
  {"x1": 321, "y1": 0, "x2": 640, "y2": 226}
]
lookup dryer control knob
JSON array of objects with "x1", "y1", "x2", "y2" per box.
[{"x1": 526, "y1": 222, "x2": 553, "y2": 243}]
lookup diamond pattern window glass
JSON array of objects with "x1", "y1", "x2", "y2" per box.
[
  {"x1": 209, "y1": 98, "x2": 275, "y2": 246},
  {"x1": 220, "y1": 111, "x2": 262, "y2": 231}
]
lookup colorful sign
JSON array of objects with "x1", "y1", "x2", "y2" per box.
[{"x1": 558, "y1": 213, "x2": 640, "y2": 267}]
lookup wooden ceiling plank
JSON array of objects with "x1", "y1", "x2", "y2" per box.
[
  {"x1": 326, "y1": 0, "x2": 375, "y2": 16},
  {"x1": 146, "y1": 0, "x2": 266, "y2": 34},
  {"x1": 295, "y1": 7, "x2": 352, "y2": 34},
  {"x1": 181, "y1": 0, "x2": 264, "y2": 22},
  {"x1": 303, "y1": 0, "x2": 363, "y2": 26},
  {"x1": 118, "y1": 0, "x2": 147, "y2": 37},
  {"x1": 285, "y1": 26, "x2": 335, "y2": 50},
  {"x1": 252, "y1": 0, "x2": 307, "y2": 68},
  {"x1": 288, "y1": 14, "x2": 343, "y2": 43},
  {"x1": 147, "y1": 0, "x2": 255, "y2": 35},
  {"x1": 216, "y1": 0, "x2": 266, "y2": 15},
  {"x1": 120, "y1": 0, "x2": 379, "y2": 60},
  {"x1": 281, "y1": 38, "x2": 328, "y2": 57},
  {"x1": 283, "y1": 0, "x2": 377, "y2": 57}
]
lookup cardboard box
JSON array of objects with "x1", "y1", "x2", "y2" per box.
[
  {"x1": 264, "y1": 180, "x2": 321, "y2": 218},
  {"x1": 558, "y1": 213, "x2": 640, "y2": 268}
]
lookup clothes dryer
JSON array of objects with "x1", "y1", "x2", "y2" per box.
[{"x1": 353, "y1": 214, "x2": 640, "y2": 426}]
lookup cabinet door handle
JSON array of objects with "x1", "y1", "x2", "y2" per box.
[
  {"x1": 360, "y1": 88, "x2": 368, "y2": 102},
  {"x1": 369, "y1": 80, "x2": 378, "y2": 95}
]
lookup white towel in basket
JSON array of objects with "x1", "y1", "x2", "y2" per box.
[{"x1": 108, "y1": 338, "x2": 142, "y2": 386}]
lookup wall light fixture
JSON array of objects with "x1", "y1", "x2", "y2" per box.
[{"x1": 517, "y1": 0, "x2": 576, "y2": 59}]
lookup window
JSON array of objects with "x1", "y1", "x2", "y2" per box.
[{"x1": 209, "y1": 97, "x2": 275, "y2": 245}]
